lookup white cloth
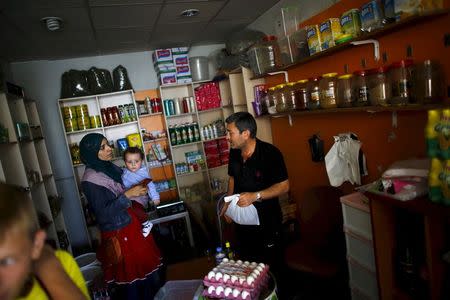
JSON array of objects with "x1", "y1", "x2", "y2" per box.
[
  {"x1": 224, "y1": 194, "x2": 260, "y2": 226},
  {"x1": 325, "y1": 133, "x2": 362, "y2": 187}
]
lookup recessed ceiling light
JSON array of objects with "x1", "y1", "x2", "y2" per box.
[
  {"x1": 41, "y1": 17, "x2": 63, "y2": 31},
  {"x1": 180, "y1": 9, "x2": 200, "y2": 17}
]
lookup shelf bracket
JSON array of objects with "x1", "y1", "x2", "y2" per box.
[
  {"x1": 272, "y1": 113, "x2": 293, "y2": 126},
  {"x1": 350, "y1": 39, "x2": 380, "y2": 61},
  {"x1": 268, "y1": 71, "x2": 289, "y2": 83}
]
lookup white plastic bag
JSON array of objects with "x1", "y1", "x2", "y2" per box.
[{"x1": 224, "y1": 194, "x2": 260, "y2": 225}]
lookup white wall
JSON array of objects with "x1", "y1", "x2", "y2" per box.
[{"x1": 8, "y1": 44, "x2": 224, "y2": 251}]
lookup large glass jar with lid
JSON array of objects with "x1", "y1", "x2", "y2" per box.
[
  {"x1": 389, "y1": 59, "x2": 414, "y2": 105},
  {"x1": 414, "y1": 60, "x2": 444, "y2": 104},
  {"x1": 247, "y1": 35, "x2": 282, "y2": 76},
  {"x1": 285, "y1": 82, "x2": 298, "y2": 111},
  {"x1": 336, "y1": 74, "x2": 353, "y2": 107},
  {"x1": 294, "y1": 79, "x2": 310, "y2": 110},
  {"x1": 319, "y1": 73, "x2": 338, "y2": 109},
  {"x1": 307, "y1": 76, "x2": 322, "y2": 110},
  {"x1": 266, "y1": 86, "x2": 279, "y2": 114},
  {"x1": 352, "y1": 70, "x2": 370, "y2": 106},
  {"x1": 367, "y1": 66, "x2": 390, "y2": 106},
  {"x1": 275, "y1": 84, "x2": 289, "y2": 113}
]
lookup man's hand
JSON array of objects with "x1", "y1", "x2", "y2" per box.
[
  {"x1": 219, "y1": 201, "x2": 232, "y2": 223},
  {"x1": 237, "y1": 192, "x2": 257, "y2": 207}
]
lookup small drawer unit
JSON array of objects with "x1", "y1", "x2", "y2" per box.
[
  {"x1": 340, "y1": 192, "x2": 372, "y2": 239},
  {"x1": 344, "y1": 227, "x2": 376, "y2": 271}
]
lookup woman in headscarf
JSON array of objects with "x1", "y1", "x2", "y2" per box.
[{"x1": 79, "y1": 133, "x2": 163, "y2": 299}]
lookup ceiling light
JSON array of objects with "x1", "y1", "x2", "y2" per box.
[
  {"x1": 41, "y1": 17, "x2": 63, "y2": 31},
  {"x1": 180, "y1": 9, "x2": 200, "y2": 17}
]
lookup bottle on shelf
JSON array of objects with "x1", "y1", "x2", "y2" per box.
[
  {"x1": 215, "y1": 246, "x2": 225, "y2": 265},
  {"x1": 224, "y1": 241, "x2": 234, "y2": 260}
]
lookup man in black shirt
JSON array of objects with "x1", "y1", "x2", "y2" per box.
[{"x1": 221, "y1": 112, "x2": 289, "y2": 269}]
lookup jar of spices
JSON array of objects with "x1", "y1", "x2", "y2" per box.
[
  {"x1": 276, "y1": 84, "x2": 289, "y2": 112},
  {"x1": 367, "y1": 66, "x2": 390, "y2": 106},
  {"x1": 389, "y1": 59, "x2": 414, "y2": 106},
  {"x1": 294, "y1": 79, "x2": 310, "y2": 110},
  {"x1": 285, "y1": 82, "x2": 298, "y2": 111},
  {"x1": 319, "y1": 72, "x2": 338, "y2": 109},
  {"x1": 414, "y1": 60, "x2": 444, "y2": 104},
  {"x1": 336, "y1": 74, "x2": 353, "y2": 107},
  {"x1": 307, "y1": 76, "x2": 322, "y2": 110},
  {"x1": 352, "y1": 70, "x2": 370, "y2": 106}
]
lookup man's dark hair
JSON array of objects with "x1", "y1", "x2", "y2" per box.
[
  {"x1": 123, "y1": 146, "x2": 144, "y2": 160},
  {"x1": 225, "y1": 112, "x2": 257, "y2": 138}
]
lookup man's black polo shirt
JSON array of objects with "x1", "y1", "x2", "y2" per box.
[{"x1": 228, "y1": 138, "x2": 288, "y2": 228}]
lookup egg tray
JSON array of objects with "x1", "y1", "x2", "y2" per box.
[{"x1": 202, "y1": 259, "x2": 269, "y2": 299}]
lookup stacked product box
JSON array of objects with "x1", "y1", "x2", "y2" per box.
[
  {"x1": 204, "y1": 137, "x2": 229, "y2": 168},
  {"x1": 153, "y1": 47, "x2": 192, "y2": 85},
  {"x1": 153, "y1": 49, "x2": 176, "y2": 85},
  {"x1": 173, "y1": 47, "x2": 192, "y2": 84},
  {"x1": 195, "y1": 82, "x2": 221, "y2": 111}
]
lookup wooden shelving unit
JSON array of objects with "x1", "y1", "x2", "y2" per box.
[{"x1": 368, "y1": 193, "x2": 449, "y2": 300}]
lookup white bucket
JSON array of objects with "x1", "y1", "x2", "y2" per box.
[
  {"x1": 190, "y1": 56, "x2": 209, "y2": 81},
  {"x1": 75, "y1": 252, "x2": 100, "y2": 270}
]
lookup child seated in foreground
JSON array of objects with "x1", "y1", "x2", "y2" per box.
[
  {"x1": 122, "y1": 147, "x2": 160, "y2": 237},
  {"x1": 0, "y1": 183, "x2": 90, "y2": 300}
]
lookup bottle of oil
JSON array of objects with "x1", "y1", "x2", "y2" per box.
[{"x1": 225, "y1": 241, "x2": 234, "y2": 260}]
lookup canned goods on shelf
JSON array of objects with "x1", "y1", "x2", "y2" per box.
[
  {"x1": 75, "y1": 104, "x2": 89, "y2": 117},
  {"x1": 90, "y1": 115, "x2": 101, "y2": 128},
  {"x1": 61, "y1": 106, "x2": 76, "y2": 119},
  {"x1": 77, "y1": 117, "x2": 91, "y2": 130},
  {"x1": 64, "y1": 118, "x2": 78, "y2": 132}
]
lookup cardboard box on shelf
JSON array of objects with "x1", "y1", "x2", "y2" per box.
[
  {"x1": 173, "y1": 54, "x2": 189, "y2": 66},
  {"x1": 153, "y1": 49, "x2": 173, "y2": 64}
]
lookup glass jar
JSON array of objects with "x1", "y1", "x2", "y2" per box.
[
  {"x1": 294, "y1": 79, "x2": 310, "y2": 110},
  {"x1": 276, "y1": 84, "x2": 289, "y2": 112},
  {"x1": 367, "y1": 66, "x2": 390, "y2": 106},
  {"x1": 389, "y1": 59, "x2": 414, "y2": 106},
  {"x1": 336, "y1": 74, "x2": 353, "y2": 107},
  {"x1": 414, "y1": 60, "x2": 444, "y2": 104},
  {"x1": 319, "y1": 72, "x2": 338, "y2": 109},
  {"x1": 265, "y1": 86, "x2": 279, "y2": 114},
  {"x1": 285, "y1": 82, "x2": 298, "y2": 110},
  {"x1": 307, "y1": 76, "x2": 322, "y2": 110},
  {"x1": 352, "y1": 70, "x2": 370, "y2": 106},
  {"x1": 247, "y1": 35, "x2": 282, "y2": 76}
]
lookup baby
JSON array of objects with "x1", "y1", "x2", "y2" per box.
[{"x1": 122, "y1": 147, "x2": 160, "y2": 237}]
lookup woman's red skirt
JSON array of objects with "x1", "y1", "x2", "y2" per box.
[{"x1": 98, "y1": 208, "x2": 162, "y2": 284}]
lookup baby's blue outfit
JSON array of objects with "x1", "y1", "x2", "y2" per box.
[{"x1": 122, "y1": 166, "x2": 160, "y2": 207}]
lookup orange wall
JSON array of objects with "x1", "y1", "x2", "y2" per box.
[{"x1": 265, "y1": 1, "x2": 450, "y2": 202}]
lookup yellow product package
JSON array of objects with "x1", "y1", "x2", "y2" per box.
[
  {"x1": 306, "y1": 25, "x2": 322, "y2": 55},
  {"x1": 319, "y1": 18, "x2": 342, "y2": 50},
  {"x1": 126, "y1": 133, "x2": 142, "y2": 149}
]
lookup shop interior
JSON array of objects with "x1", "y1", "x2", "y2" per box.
[{"x1": 1, "y1": 0, "x2": 450, "y2": 299}]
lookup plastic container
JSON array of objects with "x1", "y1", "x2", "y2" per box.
[
  {"x1": 344, "y1": 228, "x2": 376, "y2": 271},
  {"x1": 340, "y1": 8, "x2": 361, "y2": 38},
  {"x1": 319, "y1": 72, "x2": 338, "y2": 108},
  {"x1": 389, "y1": 59, "x2": 414, "y2": 106},
  {"x1": 215, "y1": 247, "x2": 225, "y2": 265},
  {"x1": 360, "y1": 0, "x2": 384, "y2": 32},
  {"x1": 307, "y1": 76, "x2": 321, "y2": 110},
  {"x1": 414, "y1": 60, "x2": 444, "y2": 104},
  {"x1": 337, "y1": 74, "x2": 354, "y2": 107},
  {"x1": 290, "y1": 28, "x2": 310, "y2": 61},
  {"x1": 367, "y1": 66, "x2": 390, "y2": 106},
  {"x1": 190, "y1": 56, "x2": 209, "y2": 81},
  {"x1": 154, "y1": 280, "x2": 203, "y2": 300},
  {"x1": 280, "y1": 6, "x2": 301, "y2": 36},
  {"x1": 340, "y1": 192, "x2": 372, "y2": 239},
  {"x1": 278, "y1": 34, "x2": 298, "y2": 65},
  {"x1": 352, "y1": 70, "x2": 370, "y2": 106},
  {"x1": 75, "y1": 252, "x2": 100, "y2": 270},
  {"x1": 247, "y1": 36, "x2": 282, "y2": 76},
  {"x1": 294, "y1": 79, "x2": 310, "y2": 110}
]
